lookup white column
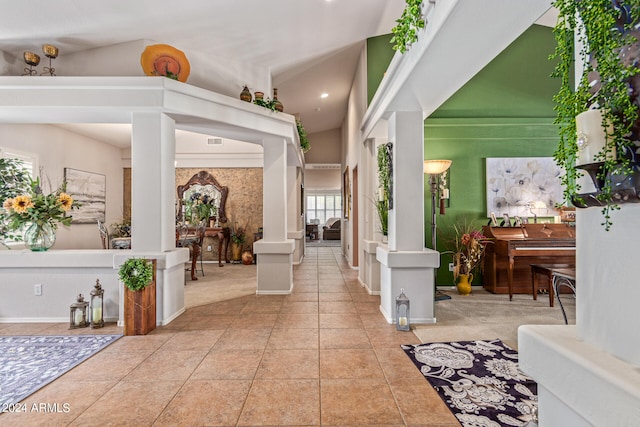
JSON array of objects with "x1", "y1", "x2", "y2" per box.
[
  {"x1": 287, "y1": 165, "x2": 304, "y2": 264},
  {"x1": 361, "y1": 138, "x2": 381, "y2": 295},
  {"x1": 130, "y1": 112, "x2": 176, "y2": 252},
  {"x1": 254, "y1": 137, "x2": 294, "y2": 294},
  {"x1": 376, "y1": 111, "x2": 439, "y2": 324},
  {"x1": 129, "y1": 112, "x2": 186, "y2": 326}
]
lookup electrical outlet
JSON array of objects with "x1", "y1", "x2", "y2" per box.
[
  {"x1": 448, "y1": 263, "x2": 454, "y2": 272},
  {"x1": 207, "y1": 245, "x2": 212, "y2": 251},
  {"x1": 34, "y1": 284, "x2": 42, "y2": 296}
]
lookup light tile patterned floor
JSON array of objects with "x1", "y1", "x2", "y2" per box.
[{"x1": 0, "y1": 247, "x2": 459, "y2": 426}]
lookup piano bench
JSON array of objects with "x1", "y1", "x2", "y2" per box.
[{"x1": 530, "y1": 264, "x2": 574, "y2": 307}]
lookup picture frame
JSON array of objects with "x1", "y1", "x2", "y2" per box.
[
  {"x1": 64, "y1": 168, "x2": 106, "y2": 224},
  {"x1": 343, "y1": 166, "x2": 350, "y2": 219}
]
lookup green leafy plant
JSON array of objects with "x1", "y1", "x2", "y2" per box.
[
  {"x1": 552, "y1": 0, "x2": 640, "y2": 230},
  {"x1": 0, "y1": 158, "x2": 31, "y2": 246},
  {"x1": 390, "y1": 0, "x2": 426, "y2": 53},
  {"x1": 297, "y1": 119, "x2": 310, "y2": 153},
  {"x1": 254, "y1": 97, "x2": 278, "y2": 112},
  {"x1": 376, "y1": 144, "x2": 392, "y2": 235},
  {"x1": 118, "y1": 257, "x2": 154, "y2": 291}
]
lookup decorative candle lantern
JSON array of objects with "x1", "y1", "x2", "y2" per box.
[
  {"x1": 90, "y1": 279, "x2": 104, "y2": 328},
  {"x1": 69, "y1": 294, "x2": 89, "y2": 329},
  {"x1": 396, "y1": 288, "x2": 410, "y2": 331}
]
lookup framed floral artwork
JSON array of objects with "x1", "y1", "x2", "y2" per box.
[{"x1": 485, "y1": 157, "x2": 564, "y2": 219}]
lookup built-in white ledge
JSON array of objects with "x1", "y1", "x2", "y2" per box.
[
  {"x1": 0, "y1": 249, "x2": 189, "y2": 325},
  {"x1": 519, "y1": 325, "x2": 640, "y2": 426}
]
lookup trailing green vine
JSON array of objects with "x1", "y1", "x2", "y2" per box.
[
  {"x1": 551, "y1": 0, "x2": 640, "y2": 230},
  {"x1": 390, "y1": 0, "x2": 425, "y2": 54},
  {"x1": 376, "y1": 144, "x2": 391, "y2": 235},
  {"x1": 296, "y1": 119, "x2": 310, "y2": 153}
]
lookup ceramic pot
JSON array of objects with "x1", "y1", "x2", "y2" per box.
[
  {"x1": 456, "y1": 273, "x2": 473, "y2": 296},
  {"x1": 241, "y1": 250, "x2": 253, "y2": 265},
  {"x1": 273, "y1": 87, "x2": 283, "y2": 112},
  {"x1": 240, "y1": 85, "x2": 252, "y2": 102},
  {"x1": 231, "y1": 243, "x2": 243, "y2": 261},
  {"x1": 24, "y1": 221, "x2": 56, "y2": 252}
]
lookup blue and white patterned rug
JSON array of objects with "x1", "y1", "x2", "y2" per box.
[
  {"x1": 402, "y1": 339, "x2": 538, "y2": 427},
  {"x1": 0, "y1": 334, "x2": 122, "y2": 407}
]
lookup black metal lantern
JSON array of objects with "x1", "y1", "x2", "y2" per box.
[
  {"x1": 396, "y1": 288, "x2": 410, "y2": 331},
  {"x1": 69, "y1": 294, "x2": 89, "y2": 329},
  {"x1": 90, "y1": 279, "x2": 104, "y2": 328}
]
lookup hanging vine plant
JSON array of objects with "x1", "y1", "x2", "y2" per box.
[
  {"x1": 390, "y1": 0, "x2": 426, "y2": 53},
  {"x1": 552, "y1": 0, "x2": 640, "y2": 230}
]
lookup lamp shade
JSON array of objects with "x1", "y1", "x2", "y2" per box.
[{"x1": 423, "y1": 159, "x2": 452, "y2": 175}]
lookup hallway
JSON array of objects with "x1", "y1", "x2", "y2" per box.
[{"x1": 0, "y1": 247, "x2": 458, "y2": 426}]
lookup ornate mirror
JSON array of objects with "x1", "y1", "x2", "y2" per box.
[{"x1": 177, "y1": 170, "x2": 228, "y2": 224}]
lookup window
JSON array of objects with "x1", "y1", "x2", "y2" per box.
[
  {"x1": 0, "y1": 147, "x2": 37, "y2": 177},
  {"x1": 306, "y1": 193, "x2": 342, "y2": 225}
]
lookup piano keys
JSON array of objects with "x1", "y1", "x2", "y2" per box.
[{"x1": 481, "y1": 224, "x2": 576, "y2": 300}]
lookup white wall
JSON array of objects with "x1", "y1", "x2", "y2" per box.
[
  {"x1": 0, "y1": 124, "x2": 124, "y2": 249},
  {"x1": 340, "y1": 44, "x2": 369, "y2": 266},
  {"x1": 305, "y1": 128, "x2": 342, "y2": 164}
]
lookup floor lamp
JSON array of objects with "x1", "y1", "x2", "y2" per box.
[{"x1": 424, "y1": 160, "x2": 452, "y2": 301}]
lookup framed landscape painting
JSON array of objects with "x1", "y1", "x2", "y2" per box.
[
  {"x1": 485, "y1": 157, "x2": 564, "y2": 219},
  {"x1": 64, "y1": 168, "x2": 106, "y2": 224}
]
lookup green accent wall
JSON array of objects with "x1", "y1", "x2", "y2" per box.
[
  {"x1": 424, "y1": 25, "x2": 561, "y2": 285},
  {"x1": 367, "y1": 34, "x2": 395, "y2": 105},
  {"x1": 365, "y1": 25, "x2": 562, "y2": 286}
]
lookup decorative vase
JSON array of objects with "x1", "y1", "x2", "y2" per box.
[
  {"x1": 240, "y1": 85, "x2": 252, "y2": 102},
  {"x1": 456, "y1": 273, "x2": 473, "y2": 296},
  {"x1": 23, "y1": 221, "x2": 56, "y2": 252},
  {"x1": 241, "y1": 250, "x2": 253, "y2": 265},
  {"x1": 231, "y1": 243, "x2": 243, "y2": 261},
  {"x1": 273, "y1": 87, "x2": 283, "y2": 112},
  {"x1": 254, "y1": 91, "x2": 264, "y2": 101}
]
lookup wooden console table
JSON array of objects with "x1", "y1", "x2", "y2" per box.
[{"x1": 204, "y1": 226, "x2": 230, "y2": 267}]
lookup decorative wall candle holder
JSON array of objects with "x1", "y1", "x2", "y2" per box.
[
  {"x1": 40, "y1": 44, "x2": 58, "y2": 76},
  {"x1": 22, "y1": 51, "x2": 40, "y2": 76}
]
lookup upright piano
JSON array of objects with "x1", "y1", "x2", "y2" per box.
[{"x1": 482, "y1": 224, "x2": 576, "y2": 300}]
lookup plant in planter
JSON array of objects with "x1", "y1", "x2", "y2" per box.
[
  {"x1": 297, "y1": 119, "x2": 311, "y2": 153},
  {"x1": 118, "y1": 257, "x2": 156, "y2": 335},
  {"x1": 552, "y1": 0, "x2": 640, "y2": 229}
]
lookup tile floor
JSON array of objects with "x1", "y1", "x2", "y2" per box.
[{"x1": 0, "y1": 247, "x2": 459, "y2": 426}]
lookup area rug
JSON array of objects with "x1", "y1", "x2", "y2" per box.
[
  {"x1": 402, "y1": 339, "x2": 537, "y2": 427},
  {"x1": 0, "y1": 334, "x2": 122, "y2": 406}
]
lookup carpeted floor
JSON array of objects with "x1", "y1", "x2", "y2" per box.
[
  {"x1": 0, "y1": 335, "x2": 122, "y2": 407},
  {"x1": 402, "y1": 339, "x2": 537, "y2": 427},
  {"x1": 414, "y1": 287, "x2": 576, "y2": 350}
]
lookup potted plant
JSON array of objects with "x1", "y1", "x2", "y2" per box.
[
  {"x1": 230, "y1": 223, "x2": 247, "y2": 262},
  {"x1": 118, "y1": 257, "x2": 156, "y2": 335},
  {"x1": 552, "y1": 0, "x2": 640, "y2": 230},
  {"x1": 376, "y1": 143, "x2": 392, "y2": 238},
  {"x1": 445, "y1": 219, "x2": 491, "y2": 296}
]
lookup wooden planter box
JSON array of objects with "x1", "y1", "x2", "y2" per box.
[{"x1": 124, "y1": 259, "x2": 156, "y2": 336}]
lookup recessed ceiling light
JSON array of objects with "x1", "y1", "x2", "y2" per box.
[{"x1": 320, "y1": 93, "x2": 329, "y2": 98}]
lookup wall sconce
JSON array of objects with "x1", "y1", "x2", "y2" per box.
[
  {"x1": 69, "y1": 294, "x2": 89, "y2": 329},
  {"x1": 90, "y1": 279, "x2": 104, "y2": 328}
]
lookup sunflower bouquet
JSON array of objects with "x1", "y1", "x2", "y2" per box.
[{"x1": 2, "y1": 177, "x2": 78, "y2": 233}]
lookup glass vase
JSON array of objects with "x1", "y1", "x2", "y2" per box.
[{"x1": 24, "y1": 221, "x2": 56, "y2": 252}]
